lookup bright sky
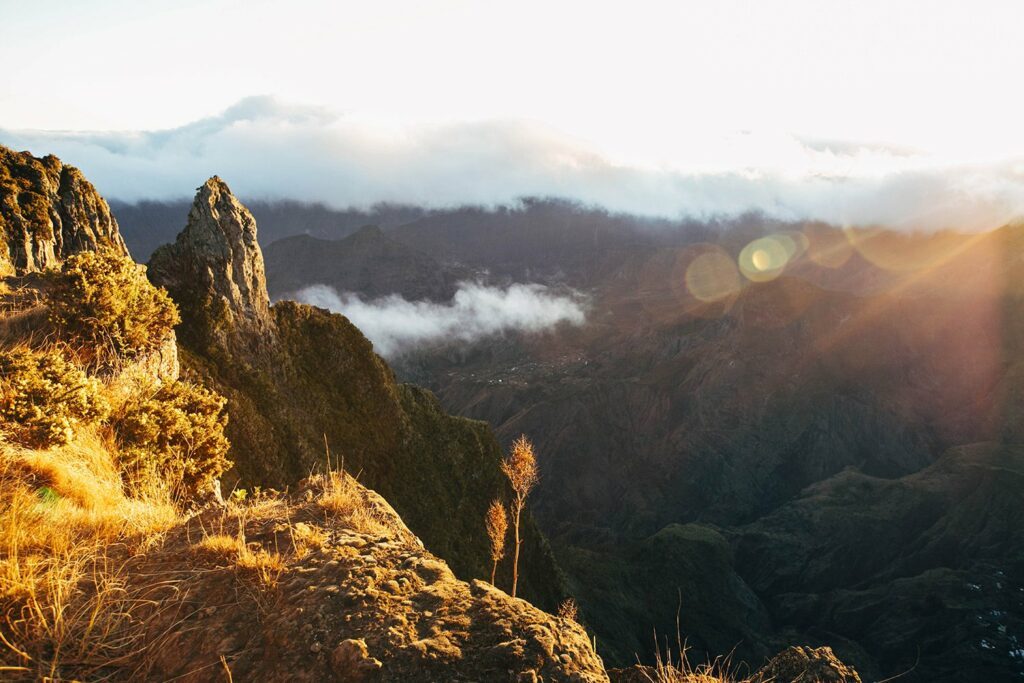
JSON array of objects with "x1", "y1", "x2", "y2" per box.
[
  {"x1": 2, "y1": 0, "x2": 1024, "y2": 227},
  {"x1": 3, "y1": 1, "x2": 1022, "y2": 154}
]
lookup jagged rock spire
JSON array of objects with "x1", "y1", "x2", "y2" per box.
[{"x1": 148, "y1": 177, "x2": 274, "y2": 351}]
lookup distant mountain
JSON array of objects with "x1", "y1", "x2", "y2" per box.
[
  {"x1": 398, "y1": 229, "x2": 1024, "y2": 680},
  {"x1": 284, "y1": 199, "x2": 1023, "y2": 680},
  {"x1": 110, "y1": 197, "x2": 426, "y2": 261},
  {"x1": 264, "y1": 225, "x2": 466, "y2": 301}
]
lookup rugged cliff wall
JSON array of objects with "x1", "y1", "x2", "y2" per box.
[{"x1": 0, "y1": 145, "x2": 127, "y2": 274}]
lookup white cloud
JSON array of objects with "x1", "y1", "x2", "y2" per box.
[
  {"x1": 3, "y1": 96, "x2": 1024, "y2": 231},
  {"x1": 293, "y1": 282, "x2": 586, "y2": 358}
]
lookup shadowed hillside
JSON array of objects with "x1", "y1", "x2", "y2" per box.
[{"x1": 259, "y1": 199, "x2": 1024, "y2": 680}]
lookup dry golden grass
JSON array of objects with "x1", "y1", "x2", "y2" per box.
[
  {"x1": 0, "y1": 430, "x2": 179, "y2": 680},
  {"x1": 315, "y1": 470, "x2": 392, "y2": 536},
  {"x1": 289, "y1": 522, "x2": 327, "y2": 558},
  {"x1": 234, "y1": 546, "x2": 285, "y2": 589},
  {"x1": 191, "y1": 533, "x2": 243, "y2": 561},
  {"x1": 191, "y1": 511, "x2": 285, "y2": 590},
  {"x1": 640, "y1": 625, "x2": 750, "y2": 683}
]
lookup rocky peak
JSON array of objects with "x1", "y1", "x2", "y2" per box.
[
  {"x1": 0, "y1": 144, "x2": 128, "y2": 274},
  {"x1": 149, "y1": 176, "x2": 274, "y2": 350}
]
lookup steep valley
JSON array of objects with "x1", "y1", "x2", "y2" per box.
[{"x1": 256, "y1": 207, "x2": 1024, "y2": 680}]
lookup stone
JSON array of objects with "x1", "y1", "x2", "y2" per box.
[
  {"x1": 148, "y1": 176, "x2": 275, "y2": 352},
  {"x1": 0, "y1": 145, "x2": 128, "y2": 274},
  {"x1": 330, "y1": 638, "x2": 383, "y2": 682}
]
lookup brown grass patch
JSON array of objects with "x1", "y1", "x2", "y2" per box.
[
  {"x1": 0, "y1": 430, "x2": 178, "y2": 680},
  {"x1": 315, "y1": 470, "x2": 393, "y2": 536},
  {"x1": 191, "y1": 513, "x2": 285, "y2": 591}
]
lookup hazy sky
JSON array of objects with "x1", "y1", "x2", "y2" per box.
[{"x1": 3, "y1": 0, "x2": 1024, "y2": 228}]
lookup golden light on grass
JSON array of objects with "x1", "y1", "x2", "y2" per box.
[
  {"x1": 317, "y1": 470, "x2": 392, "y2": 536},
  {"x1": 0, "y1": 431, "x2": 179, "y2": 679}
]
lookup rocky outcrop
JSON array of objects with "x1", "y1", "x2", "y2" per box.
[
  {"x1": 136, "y1": 478, "x2": 608, "y2": 682},
  {"x1": 752, "y1": 646, "x2": 862, "y2": 683},
  {"x1": 149, "y1": 177, "x2": 274, "y2": 353},
  {"x1": 147, "y1": 179, "x2": 569, "y2": 610},
  {"x1": 0, "y1": 145, "x2": 127, "y2": 274}
]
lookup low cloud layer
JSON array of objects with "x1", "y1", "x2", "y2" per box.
[
  {"x1": 294, "y1": 282, "x2": 586, "y2": 357},
  {"x1": 4, "y1": 96, "x2": 1024, "y2": 231}
]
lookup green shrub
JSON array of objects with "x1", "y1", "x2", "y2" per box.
[
  {"x1": 0, "y1": 347, "x2": 107, "y2": 448},
  {"x1": 114, "y1": 380, "x2": 231, "y2": 500},
  {"x1": 49, "y1": 248, "x2": 180, "y2": 366}
]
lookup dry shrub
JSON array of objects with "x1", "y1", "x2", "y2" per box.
[
  {"x1": 557, "y1": 597, "x2": 579, "y2": 623},
  {"x1": 485, "y1": 499, "x2": 507, "y2": 585},
  {"x1": 0, "y1": 346, "x2": 107, "y2": 448},
  {"x1": 501, "y1": 434, "x2": 539, "y2": 598},
  {"x1": 641, "y1": 619, "x2": 750, "y2": 683},
  {"x1": 191, "y1": 533, "x2": 243, "y2": 562},
  {"x1": 48, "y1": 248, "x2": 179, "y2": 368},
  {"x1": 113, "y1": 380, "x2": 230, "y2": 501}
]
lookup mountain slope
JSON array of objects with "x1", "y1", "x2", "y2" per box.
[
  {"x1": 331, "y1": 215, "x2": 1023, "y2": 679},
  {"x1": 264, "y1": 226, "x2": 464, "y2": 301}
]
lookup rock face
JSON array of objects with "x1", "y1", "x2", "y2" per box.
[
  {"x1": 0, "y1": 145, "x2": 127, "y2": 274},
  {"x1": 149, "y1": 177, "x2": 274, "y2": 352}
]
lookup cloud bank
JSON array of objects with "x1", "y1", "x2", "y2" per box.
[
  {"x1": 293, "y1": 282, "x2": 586, "y2": 358},
  {"x1": 3, "y1": 96, "x2": 1024, "y2": 231}
]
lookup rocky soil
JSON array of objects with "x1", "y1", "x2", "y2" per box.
[{"x1": 134, "y1": 480, "x2": 608, "y2": 683}]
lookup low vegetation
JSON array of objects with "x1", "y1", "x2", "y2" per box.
[
  {"x1": 314, "y1": 469, "x2": 395, "y2": 536},
  {"x1": 557, "y1": 597, "x2": 580, "y2": 623},
  {"x1": 114, "y1": 379, "x2": 230, "y2": 501},
  {"x1": 191, "y1": 524, "x2": 285, "y2": 590},
  {"x1": 0, "y1": 346, "x2": 107, "y2": 448},
  {"x1": 501, "y1": 435, "x2": 539, "y2": 598},
  {"x1": 0, "y1": 430, "x2": 178, "y2": 679},
  {"x1": 48, "y1": 248, "x2": 179, "y2": 368},
  {"x1": 0, "y1": 256, "x2": 233, "y2": 678},
  {"x1": 485, "y1": 498, "x2": 507, "y2": 585}
]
